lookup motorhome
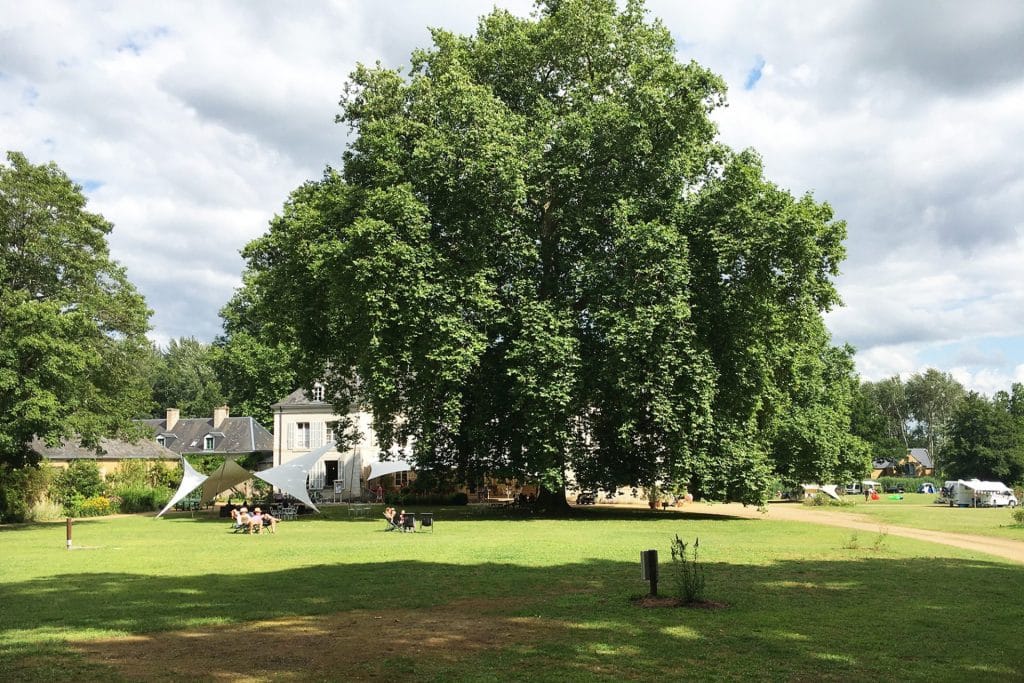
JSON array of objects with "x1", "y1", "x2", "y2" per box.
[
  {"x1": 843, "y1": 480, "x2": 881, "y2": 495},
  {"x1": 945, "y1": 479, "x2": 1018, "y2": 508}
]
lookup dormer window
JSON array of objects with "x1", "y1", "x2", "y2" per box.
[
  {"x1": 312, "y1": 383, "x2": 324, "y2": 402},
  {"x1": 204, "y1": 435, "x2": 215, "y2": 451},
  {"x1": 156, "y1": 436, "x2": 165, "y2": 447}
]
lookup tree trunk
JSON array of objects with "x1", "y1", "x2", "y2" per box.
[{"x1": 535, "y1": 483, "x2": 573, "y2": 515}]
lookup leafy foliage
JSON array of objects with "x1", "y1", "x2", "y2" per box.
[
  {"x1": 209, "y1": 279, "x2": 300, "y2": 427},
  {"x1": 51, "y1": 459, "x2": 104, "y2": 510},
  {"x1": 231, "y1": 0, "x2": 859, "y2": 505},
  {"x1": 0, "y1": 151, "x2": 152, "y2": 474},
  {"x1": 147, "y1": 337, "x2": 226, "y2": 419},
  {"x1": 0, "y1": 461, "x2": 53, "y2": 522},
  {"x1": 944, "y1": 391, "x2": 1024, "y2": 484},
  {"x1": 853, "y1": 370, "x2": 966, "y2": 470}
]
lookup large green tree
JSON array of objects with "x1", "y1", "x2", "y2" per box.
[
  {"x1": 0, "y1": 151, "x2": 152, "y2": 469},
  {"x1": 148, "y1": 337, "x2": 226, "y2": 419},
  {"x1": 235, "y1": 0, "x2": 861, "y2": 505},
  {"x1": 945, "y1": 391, "x2": 1024, "y2": 484},
  {"x1": 905, "y1": 368, "x2": 965, "y2": 468},
  {"x1": 211, "y1": 282, "x2": 299, "y2": 427}
]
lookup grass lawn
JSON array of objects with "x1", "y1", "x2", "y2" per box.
[
  {"x1": 2, "y1": 505, "x2": 1023, "y2": 682},
  {"x1": 820, "y1": 494, "x2": 1024, "y2": 540}
]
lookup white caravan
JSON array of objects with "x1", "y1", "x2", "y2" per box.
[{"x1": 946, "y1": 479, "x2": 1018, "y2": 508}]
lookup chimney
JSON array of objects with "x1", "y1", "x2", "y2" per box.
[
  {"x1": 166, "y1": 408, "x2": 179, "y2": 431},
  {"x1": 213, "y1": 405, "x2": 230, "y2": 429}
]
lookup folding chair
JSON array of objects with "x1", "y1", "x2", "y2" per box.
[
  {"x1": 401, "y1": 513, "x2": 416, "y2": 533},
  {"x1": 419, "y1": 512, "x2": 434, "y2": 533}
]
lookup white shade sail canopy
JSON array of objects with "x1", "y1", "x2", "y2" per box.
[
  {"x1": 254, "y1": 441, "x2": 336, "y2": 512},
  {"x1": 200, "y1": 459, "x2": 254, "y2": 504},
  {"x1": 366, "y1": 460, "x2": 413, "y2": 482},
  {"x1": 156, "y1": 457, "x2": 209, "y2": 518}
]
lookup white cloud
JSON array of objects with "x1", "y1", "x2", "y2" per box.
[{"x1": 2, "y1": 0, "x2": 1022, "y2": 397}]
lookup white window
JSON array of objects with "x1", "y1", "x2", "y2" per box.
[
  {"x1": 295, "y1": 422, "x2": 311, "y2": 449},
  {"x1": 394, "y1": 471, "x2": 410, "y2": 487},
  {"x1": 312, "y1": 384, "x2": 324, "y2": 402},
  {"x1": 156, "y1": 436, "x2": 165, "y2": 447},
  {"x1": 204, "y1": 435, "x2": 215, "y2": 451}
]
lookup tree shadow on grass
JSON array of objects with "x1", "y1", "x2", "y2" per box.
[
  {"x1": 2, "y1": 553, "x2": 1023, "y2": 681},
  {"x1": 169, "y1": 505, "x2": 755, "y2": 527}
]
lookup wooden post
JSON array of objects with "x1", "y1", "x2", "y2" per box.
[{"x1": 66, "y1": 517, "x2": 73, "y2": 550}]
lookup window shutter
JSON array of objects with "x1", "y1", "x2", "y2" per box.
[
  {"x1": 287, "y1": 423, "x2": 294, "y2": 449},
  {"x1": 312, "y1": 421, "x2": 324, "y2": 448}
]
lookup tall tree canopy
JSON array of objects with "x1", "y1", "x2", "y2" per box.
[
  {"x1": 233, "y1": 0, "x2": 863, "y2": 505},
  {"x1": 211, "y1": 283, "x2": 299, "y2": 427},
  {"x1": 146, "y1": 337, "x2": 226, "y2": 419},
  {"x1": 852, "y1": 370, "x2": 965, "y2": 471},
  {"x1": 945, "y1": 390, "x2": 1024, "y2": 484},
  {"x1": 0, "y1": 151, "x2": 152, "y2": 469}
]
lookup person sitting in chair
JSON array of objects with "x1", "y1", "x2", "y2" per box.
[
  {"x1": 383, "y1": 506, "x2": 398, "y2": 530},
  {"x1": 230, "y1": 507, "x2": 245, "y2": 531},
  {"x1": 248, "y1": 507, "x2": 264, "y2": 534},
  {"x1": 258, "y1": 508, "x2": 280, "y2": 534}
]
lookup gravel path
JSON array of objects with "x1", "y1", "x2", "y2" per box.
[{"x1": 682, "y1": 502, "x2": 1024, "y2": 564}]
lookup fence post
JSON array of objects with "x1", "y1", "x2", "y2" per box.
[{"x1": 66, "y1": 517, "x2": 73, "y2": 550}]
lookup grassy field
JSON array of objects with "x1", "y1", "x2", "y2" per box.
[
  {"x1": 2, "y1": 504, "x2": 1023, "y2": 682},
  {"x1": 822, "y1": 494, "x2": 1024, "y2": 540}
]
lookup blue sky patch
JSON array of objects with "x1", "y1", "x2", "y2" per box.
[
  {"x1": 917, "y1": 336, "x2": 1024, "y2": 380},
  {"x1": 77, "y1": 178, "x2": 105, "y2": 193},
  {"x1": 744, "y1": 55, "x2": 766, "y2": 90}
]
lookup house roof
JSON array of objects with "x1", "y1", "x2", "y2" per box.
[
  {"x1": 874, "y1": 448, "x2": 933, "y2": 471},
  {"x1": 908, "y1": 448, "x2": 933, "y2": 468},
  {"x1": 137, "y1": 416, "x2": 272, "y2": 455},
  {"x1": 32, "y1": 436, "x2": 178, "y2": 461},
  {"x1": 271, "y1": 388, "x2": 358, "y2": 415},
  {"x1": 271, "y1": 388, "x2": 327, "y2": 408}
]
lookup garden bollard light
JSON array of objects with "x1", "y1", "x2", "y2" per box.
[
  {"x1": 640, "y1": 549, "x2": 658, "y2": 596},
  {"x1": 66, "y1": 517, "x2": 72, "y2": 550}
]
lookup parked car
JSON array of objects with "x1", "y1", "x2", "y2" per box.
[
  {"x1": 576, "y1": 491, "x2": 596, "y2": 505},
  {"x1": 884, "y1": 484, "x2": 905, "y2": 494}
]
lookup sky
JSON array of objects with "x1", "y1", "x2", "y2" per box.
[{"x1": 2, "y1": 0, "x2": 1023, "y2": 395}]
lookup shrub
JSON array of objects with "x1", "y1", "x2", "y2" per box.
[
  {"x1": 116, "y1": 484, "x2": 157, "y2": 513},
  {"x1": 72, "y1": 495, "x2": 119, "y2": 517},
  {"x1": 28, "y1": 496, "x2": 65, "y2": 522},
  {"x1": 148, "y1": 461, "x2": 181, "y2": 489},
  {"x1": 52, "y1": 460, "x2": 104, "y2": 508},
  {"x1": 1012, "y1": 507, "x2": 1024, "y2": 526},
  {"x1": 804, "y1": 493, "x2": 853, "y2": 507},
  {"x1": 450, "y1": 492, "x2": 469, "y2": 506},
  {"x1": 0, "y1": 463, "x2": 54, "y2": 522},
  {"x1": 669, "y1": 534, "x2": 705, "y2": 604},
  {"x1": 105, "y1": 460, "x2": 148, "y2": 489}
]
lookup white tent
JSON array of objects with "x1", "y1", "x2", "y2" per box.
[
  {"x1": 200, "y1": 459, "x2": 254, "y2": 504},
  {"x1": 800, "y1": 483, "x2": 840, "y2": 500},
  {"x1": 156, "y1": 457, "x2": 209, "y2": 518},
  {"x1": 366, "y1": 459, "x2": 413, "y2": 482},
  {"x1": 254, "y1": 441, "x2": 337, "y2": 512}
]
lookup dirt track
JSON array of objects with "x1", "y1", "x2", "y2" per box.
[{"x1": 683, "y1": 502, "x2": 1024, "y2": 564}]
